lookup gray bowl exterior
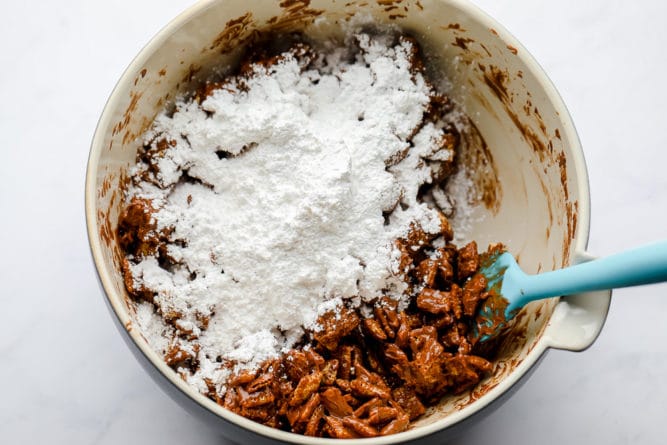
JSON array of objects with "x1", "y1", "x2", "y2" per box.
[{"x1": 86, "y1": 0, "x2": 610, "y2": 443}]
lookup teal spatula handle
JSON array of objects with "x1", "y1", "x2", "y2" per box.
[{"x1": 511, "y1": 240, "x2": 667, "y2": 310}]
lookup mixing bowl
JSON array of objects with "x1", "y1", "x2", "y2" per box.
[{"x1": 85, "y1": 0, "x2": 611, "y2": 443}]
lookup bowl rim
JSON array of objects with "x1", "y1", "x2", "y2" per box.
[{"x1": 85, "y1": 0, "x2": 592, "y2": 442}]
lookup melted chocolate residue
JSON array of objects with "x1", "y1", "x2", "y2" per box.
[
  {"x1": 209, "y1": 12, "x2": 254, "y2": 53},
  {"x1": 453, "y1": 37, "x2": 475, "y2": 50},
  {"x1": 457, "y1": 119, "x2": 503, "y2": 214}
]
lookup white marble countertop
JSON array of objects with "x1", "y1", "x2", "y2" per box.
[{"x1": 2, "y1": 1, "x2": 666, "y2": 443}]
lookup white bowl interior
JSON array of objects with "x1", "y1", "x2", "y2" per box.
[{"x1": 87, "y1": 0, "x2": 587, "y2": 441}]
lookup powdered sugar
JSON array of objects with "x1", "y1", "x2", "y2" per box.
[{"x1": 124, "y1": 32, "x2": 465, "y2": 389}]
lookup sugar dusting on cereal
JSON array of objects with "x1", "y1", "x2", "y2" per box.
[{"x1": 125, "y1": 32, "x2": 467, "y2": 392}]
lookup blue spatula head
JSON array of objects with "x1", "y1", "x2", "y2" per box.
[
  {"x1": 472, "y1": 251, "x2": 522, "y2": 342},
  {"x1": 473, "y1": 239, "x2": 667, "y2": 343}
]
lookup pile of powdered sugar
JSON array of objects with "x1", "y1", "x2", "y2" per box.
[{"x1": 125, "y1": 32, "x2": 467, "y2": 392}]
